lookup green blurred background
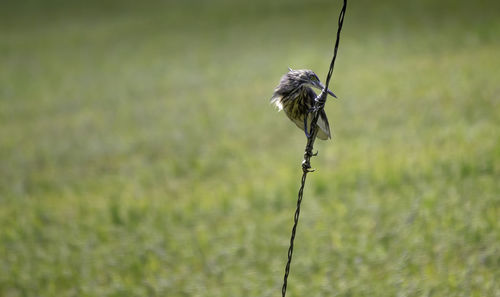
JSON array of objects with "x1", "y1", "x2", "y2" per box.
[{"x1": 1, "y1": 0, "x2": 499, "y2": 296}]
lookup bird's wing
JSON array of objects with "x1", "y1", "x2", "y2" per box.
[{"x1": 317, "y1": 110, "x2": 331, "y2": 140}]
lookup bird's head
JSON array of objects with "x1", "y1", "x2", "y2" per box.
[{"x1": 287, "y1": 68, "x2": 337, "y2": 98}]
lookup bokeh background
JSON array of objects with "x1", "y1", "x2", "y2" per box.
[{"x1": 1, "y1": 0, "x2": 499, "y2": 296}]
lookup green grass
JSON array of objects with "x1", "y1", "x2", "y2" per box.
[{"x1": 1, "y1": 0, "x2": 499, "y2": 296}]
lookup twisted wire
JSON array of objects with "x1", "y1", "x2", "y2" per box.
[{"x1": 281, "y1": 1, "x2": 347, "y2": 296}]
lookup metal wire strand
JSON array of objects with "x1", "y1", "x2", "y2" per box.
[{"x1": 281, "y1": 1, "x2": 347, "y2": 296}]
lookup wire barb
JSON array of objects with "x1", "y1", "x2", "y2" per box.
[{"x1": 280, "y1": 1, "x2": 347, "y2": 296}]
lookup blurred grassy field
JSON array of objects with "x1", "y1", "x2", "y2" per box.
[{"x1": 1, "y1": 0, "x2": 499, "y2": 296}]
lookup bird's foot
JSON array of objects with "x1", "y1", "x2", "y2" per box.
[
  {"x1": 302, "y1": 149, "x2": 318, "y2": 172},
  {"x1": 302, "y1": 159, "x2": 315, "y2": 173},
  {"x1": 311, "y1": 102, "x2": 326, "y2": 113},
  {"x1": 311, "y1": 104, "x2": 325, "y2": 113},
  {"x1": 308, "y1": 101, "x2": 325, "y2": 114},
  {"x1": 313, "y1": 92, "x2": 327, "y2": 111}
]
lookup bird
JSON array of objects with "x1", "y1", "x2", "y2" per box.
[{"x1": 270, "y1": 68, "x2": 337, "y2": 140}]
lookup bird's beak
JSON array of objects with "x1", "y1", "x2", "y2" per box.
[
  {"x1": 316, "y1": 82, "x2": 337, "y2": 98},
  {"x1": 326, "y1": 88, "x2": 337, "y2": 98}
]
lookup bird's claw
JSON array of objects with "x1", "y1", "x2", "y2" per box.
[
  {"x1": 302, "y1": 149, "x2": 318, "y2": 172},
  {"x1": 305, "y1": 149, "x2": 318, "y2": 157},
  {"x1": 313, "y1": 92, "x2": 327, "y2": 111},
  {"x1": 309, "y1": 101, "x2": 325, "y2": 114},
  {"x1": 312, "y1": 102, "x2": 325, "y2": 113},
  {"x1": 302, "y1": 160, "x2": 315, "y2": 173}
]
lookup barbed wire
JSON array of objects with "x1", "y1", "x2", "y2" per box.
[{"x1": 280, "y1": 1, "x2": 347, "y2": 296}]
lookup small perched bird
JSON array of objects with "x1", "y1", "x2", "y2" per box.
[{"x1": 270, "y1": 68, "x2": 337, "y2": 140}]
